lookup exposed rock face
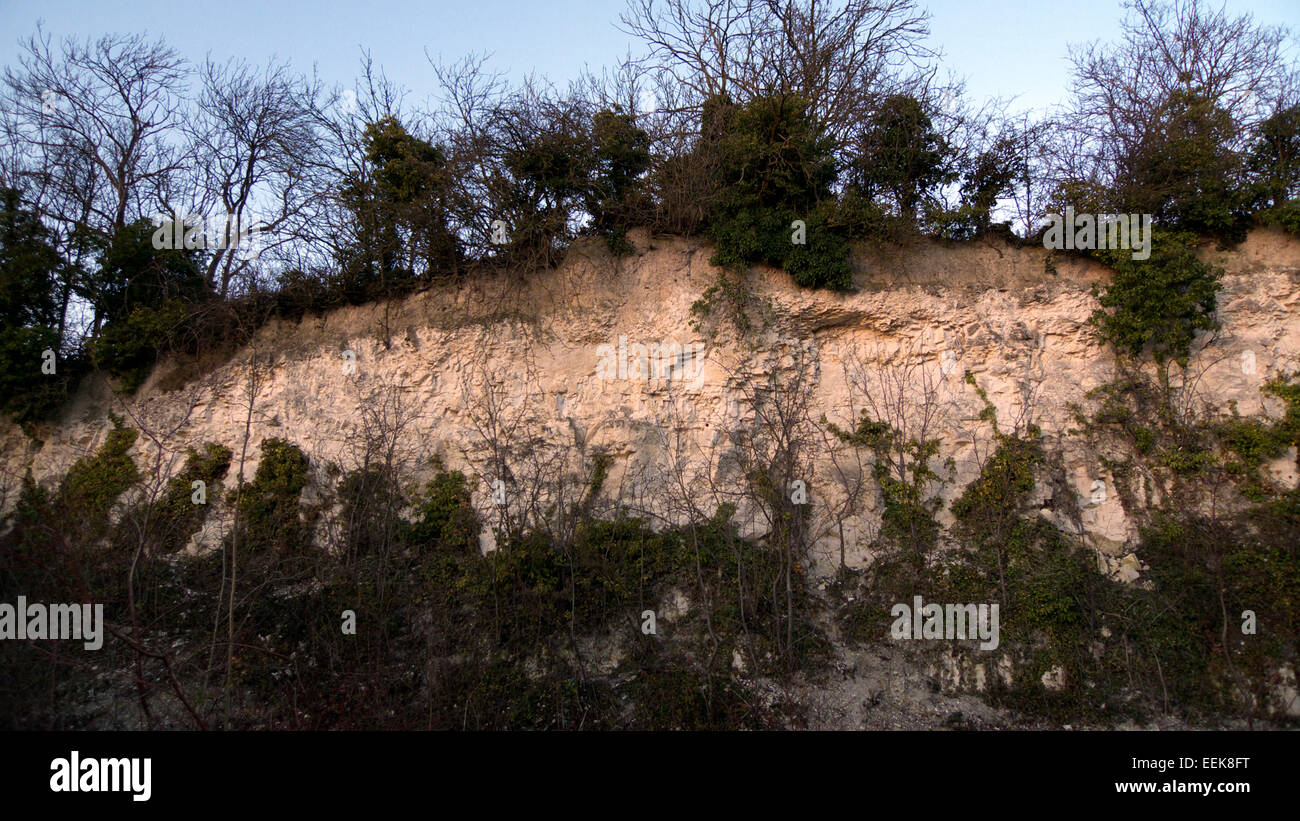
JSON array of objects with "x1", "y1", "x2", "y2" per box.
[{"x1": 2, "y1": 229, "x2": 1298, "y2": 583}]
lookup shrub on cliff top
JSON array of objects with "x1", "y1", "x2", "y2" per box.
[{"x1": 707, "y1": 94, "x2": 852, "y2": 291}]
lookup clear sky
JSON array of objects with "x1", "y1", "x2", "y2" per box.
[{"x1": 1, "y1": 0, "x2": 1295, "y2": 118}]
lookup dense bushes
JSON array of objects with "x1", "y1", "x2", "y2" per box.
[
  {"x1": 0, "y1": 325, "x2": 70, "y2": 426},
  {"x1": 827, "y1": 366, "x2": 1300, "y2": 724},
  {"x1": 836, "y1": 421, "x2": 1300, "y2": 723},
  {"x1": 585, "y1": 109, "x2": 653, "y2": 254},
  {"x1": 1071, "y1": 372, "x2": 1300, "y2": 719},
  {"x1": 229, "y1": 438, "x2": 311, "y2": 554},
  {"x1": 1, "y1": 1, "x2": 1298, "y2": 731},
  {"x1": 1115, "y1": 90, "x2": 1256, "y2": 241},
  {"x1": 1089, "y1": 230, "x2": 1222, "y2": 366},
  {"x1": 336, "y1": 116, "x2": 462, "y2": 299},
  {"x1": 849, "y1": 93, "x2": 956, "y2": 226},
  {"x1": 703, "y1": 94, "x2": 851, "y2": 290},
  {"x1": 88, "y1": 300, "x2": 193, "y2": 393},
  {"x1": 56, "y1": 421, "x2": 142, "y2": 542},
  {"x1": 4, "y1": 369, "x2": 1297, "y2": 727},
  {"x1": 150, "y1": 443, "x2": 233, "y2": 554},
  {"x1": 1255, "y1": 200, "x2": 1300, "y2": 236},
  {"x1": 0, "y1": 424, "x2": 825, "y2": 728},
  {"x1": 1248, "y1": 103, "x2": 1300, "y2": 215}
]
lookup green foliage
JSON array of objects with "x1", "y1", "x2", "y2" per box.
[
  {"x1": 336, "y1": 465, "x2": 405, "y2": 559},
  {"x1": 1213, "y1": 375, "x2": 1300, "y2": 498},
  {"x1": 1131, "y1": 424, "x2": 1156, "y2": 454},
  {"x1": 624, "y1": 668, "x2": 783, "y2": 729},
  {"x1": 781, "y1": 211, "x2": 852, "y2": 289},
  {"x1": 850, "y1": 94, "x2": 956, "y2": 224},
  {"x1": 1264, "y1": 374, "x2": 1300, "y2": 442},
  {"x1": 1, "y1": 469, "x2": 56, "y2": 564},
  {"x1": 478, "y1": 102, "x2": 653, "y2": 264},
  {"x1": 1129, "y1": 511, "x2": 1299, "y2": 717},
  {"x1": 834, "y1": 402, "x2": 1300, "y2": 722},
  {"x1": 689, "y1": 270, "x2": 759, "y2": 338},
  {"x1": 1060, "y1": 371, "x2": 1300, "y2": 719},
  {"x1": 945, "y1": 435, "x2": 1093, "y2": 672},
  {"x1": 717, "y1": 95, "x2": 836, "y2": 211},
  {"x1": 933, "y1": 134, "x2": 1024, "y2": 240},
  {"x1": 367, "y1": 116, "x2": 449, "y2": 205},
  {"x1": 338, "y1": 115, "x2": 460, "y2": 298},
  {"x1": 1090, "y1": 230, "x2": 1221, "y2": 365},
  {"x1": 1248, "y1": 103, "x2": 1300, "y2": 209},
  {"x1": 0, "y1": 325, "x2": 69, "y2": 425},
  {"x1": 150, "y1": 442, "x2": 232, "y2": 554},
  {"x1": 950, "y1": 435, "x2": 1043, "y2": 527},
  {"x1": 230, "y1": 438, "x2": 310, "y2": 552},
  {"x1": 1219, "y1": 415, "x2": 1284, "y2": 494},
  {"x1": 1045, "y1": 179, "x2": 1110, "y2": 227},
  {"x1": 938, "y1": 434, "x2": 1080, "y2": 646},
  {"x1": 0, "y1": 187, "x2": 61, "y2": 329},
  {"x1": 87, "y1": 219, "x2": 207, "y2": 325},
  {"x1": 826, "y1": 189, "x2": 917, "y2": 244},
  {"x1": 837, "y1": 428, "x2": 1111, "y2": 718},
  {"x1": 88, "y1": 299, "x2": 191, "y2": 392},
  {"x1": 706, "y1": 94, "x2": 851, "y2": 290},
  {"x1": 1254, "y1": 200, "x2": 1300, "y2": 236},
  {"x1": 488, "y1": 97, "x2": 601, "y2": 269},
  {"x1": 829, "y1": 411, "x2": 945, "y2": 574},
  {"x1": 585, "y1": 108, "x2": 652, "y2": 254},
  {"x1": 475, "y1": 508, "x2": 793, "y2": 657},
  {"x1": 226, "y1": 458, "x2": 488, "y2": 727},
  {"x1": 55, "y1": 422, "x2": 140, "y2": 540},
  {"x1": 66, "y1": 219, "x2": 211, "y2": 394},
  {"x1": 1086, "y1": 372, "x2": 1300, "y2": 510},
  {"x1": 0, "y1": 188, "x2": 74, "y2": 426},
  {"x1": 404, "y1": 467, "x2": 480, "y2": 556},
  {"x1": 1117, "y1": 89, "x2": 1255, "y2": 240},
  {"x1": 961, "y1": 135, "x2": 1024, "y2": 235},
  {"x1": 214, "y1": 464, "x2": 813, "y2": 726}
]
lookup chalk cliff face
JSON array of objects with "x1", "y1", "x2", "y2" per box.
[{"x1": 3, "y1": 229, "x2": 1299, "y2": 584}]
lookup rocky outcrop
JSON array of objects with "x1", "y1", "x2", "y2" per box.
[{"x1": 3, "y1": 228, "x2": 1298, "y2": 583}]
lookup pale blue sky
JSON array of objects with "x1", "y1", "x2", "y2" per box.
[{"x1": 1, "y1": 0, "x2": 1295, "y2": 118}]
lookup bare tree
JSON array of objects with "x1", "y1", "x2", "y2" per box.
[
  {"x1": 838, "y1": 340, "x2": 950, "y2": 574},
  {"x1": 2, "y1": 28, "x2": 189, "y2": 233},
  {"x1": 297, "y1": 53, "x2": 410, "y2": 280},
  {"x1": 115, "y1": 385, "x2": 212, "y2": 729},
  {"x1": 627, "y1": 340, "x2": 827, "y2": 674},
  {"x1": 183, "y1": 57, "x2": 322, "y2": 297},
  {"x1": 1, "y1": 28, "x2": 190, "y2": 336},
  {"x1": 619, "y1": 0, "x2": 936, "y2": 145},
  {"x1": 337, "y1": 372, "x2": 426, "y2": 592},
  {"x1": 1063, "y1": 0, "x2": 1296, "y2": 189}
]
